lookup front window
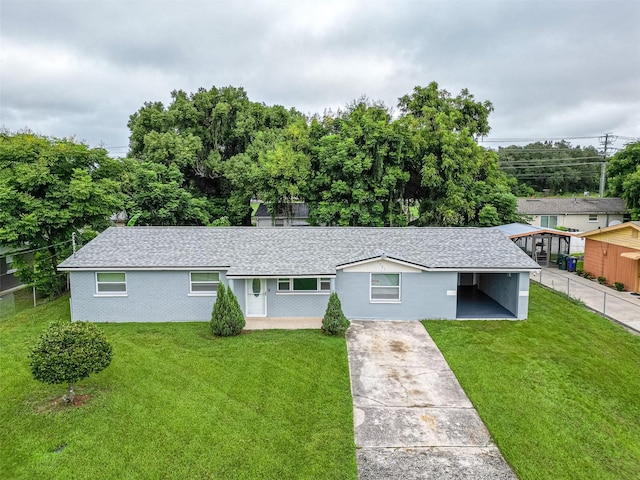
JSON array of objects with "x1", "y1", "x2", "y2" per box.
[
  {"x1": 370, "y1": 273, "x2": 400, "y2": 302},
  {"x1": 190, "y1": 272, "x2": 220, "y2": 295},
  {"x1": 277, "y1": 277, "x2": 331, "y2": 293},
  {"x1": 96, "y1": 272, "x2": 127, "y2": 294},
  {"x1": 540, "y1": 215, "x2": 557, "y2": 228}
]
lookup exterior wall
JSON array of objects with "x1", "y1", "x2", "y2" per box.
[
  {"x1": 69, "y1": 270, "x2": 227, "y2": 322},
  {"x1": 477, "y1": 272, "x2": 522, "y2": 318},
  {"x1": 530, "y1": 214, "x2": 625, "y2": 232},
  {"x1": 230, "y1": 278, "x2": 331, "y2": 317},
  {"x1": 264, "y1": 279, "x2": 330, "y2": 317},
  {"x1": 335, "y1": 270, "x2": 458, "y2": 320},
  {"x1": 70, "y1": 269, "x2": 532, "y2": 323},
  {"x1": 478, "y1": 273, "x2": 517, "y2": 315},
  {"x1": 584, "y1": 226, "x2": 640, "y2": 250},
  {"x1": 583, "y1": 239, "x2": 640, "y2": 293}
]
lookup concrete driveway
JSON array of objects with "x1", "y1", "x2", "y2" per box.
[{"x1": 347, "y1": 320, "x2": 516, "y2": 479}]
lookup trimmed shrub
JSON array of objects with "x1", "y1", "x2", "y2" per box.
[
  {"x1": 597, "y1": 276, "x2": 607, "y2": 285},
  {"x1": 29, "y1": 321, "x2": 113, "y2": 403},
  {"x1": 211, "y1": 284, "x2": 245, "y2": 336},
  {"x1": 322, "y1": 292, "x2": 350, "y2": 336},
  {"x1": 615, "y1": 282, "x2": 625, "y2": 291},
  {"x1": 575, "y1": 269, "x2": 584, "y2": 276}
]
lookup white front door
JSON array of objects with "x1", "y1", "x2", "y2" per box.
[{"x1": 246, "y1": 279, "x2": 267, "y2": 316}]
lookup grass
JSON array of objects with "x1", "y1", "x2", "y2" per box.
[
  {"x1": 0, "y1": 296, "x2": 357, "y2": 479},
  {"x1": 424, "y1": 283, "x2": 640, "y2": 480},
  {"x1": 0, "y1": 288, "x2": 38, "y2": 318}
]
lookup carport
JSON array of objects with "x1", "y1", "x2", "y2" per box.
[{"x1": 456, "y1": 272, "x2": 519, "y2": 319}]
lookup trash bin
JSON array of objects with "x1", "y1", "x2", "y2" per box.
[
  {"x1": 558, "y1": 254, "x2": 567, "y2": 270},
  {"x1": 567, "y1": 256, "x2": 577, "y2": 272}
]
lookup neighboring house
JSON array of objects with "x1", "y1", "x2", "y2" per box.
[
  {"x1": 0, "y1": 247, "x2": 28, "y2": 294},
  {"x1": 495, "y1": 223, "x2": 578, "y2": 265},
  {"x1": 517, "y1": 197, "x2": 628, "y2": 232},
  {"x1": 580, "y1": 222, "x2": 640, "y2": 293},
  {"x1": 57, "y1": 227, "x2": 540, "y2": 326},
  {"x1": 254, "y1": 203, "x2": 310, "y2": 227}
]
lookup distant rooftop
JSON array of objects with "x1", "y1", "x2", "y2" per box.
[
  {"x1": 517, "y1": 197, "x2": 627, "y2": 215},
  {"x1": 494, "y1": 223, "x2": 576, "y2": 238}
]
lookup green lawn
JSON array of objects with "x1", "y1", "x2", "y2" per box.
[
  {"x1": 0, "y1": 296, "x2": 357, "y2": 480},
  {"x1": 424, "y1": 283, "x2": 640, "y2": 480}
]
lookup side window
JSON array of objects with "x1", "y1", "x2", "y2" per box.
[
  {"x1": 277, "y1": 277, "x2": 331, "y2": 293},
  {"x1": 96, "y1": 272, "x2": 127, "y2": 294},
  {"x1": 370, "y1": 273, "x2": 401, "y2": 302},
  {"x1": 588, "y1": 214, "x2": 598, "y2": 222},
  {"x1": 190, "y1": 272, "x2": 220, "y2": 294},
  {"x1": 540, "y1": 215, "x2": 557, "y2": 228},
  {"x1": 277, "y1": 278, "x2": 291, "y2": 291}
]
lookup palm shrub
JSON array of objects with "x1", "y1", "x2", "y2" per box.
[
  {"x1": 211, "y1": 283, "x2": 245, "y2": 336},
  {"x1": 29, "y1": 321, "x2": 113, "y2": 403},
  {"x1": 322, "y1": 292, "x2": 350, "y2": 336}
]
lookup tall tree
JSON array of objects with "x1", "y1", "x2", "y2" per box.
[
  {"x1": 127, "y1": 87, "x2": 299, "y2": 224},
  {"x1": 0, "y1": 132, "x2": 122, "y2": 295},
  {"x1": 307, "y1": 99, "x2": 410, "y2": 226},
  {"x1": 398, "y1": 82, "x2": 520, "y2": 226},
  {"x1": 606, "y1": 141, "x2": 640, "y2": 219}
]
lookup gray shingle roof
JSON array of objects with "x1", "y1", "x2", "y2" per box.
[
  {"x1": 58, "y1": 227, "x2": 540, "y2": 275},
  {"x1": 517, "y1": 197, "x2": 627, "y2": 215}
]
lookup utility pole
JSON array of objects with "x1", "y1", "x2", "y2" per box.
[{"x1": 598, "y1": 133, "x2": 616, "y2": 197}]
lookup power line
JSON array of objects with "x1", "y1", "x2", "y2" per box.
[
  {"x1": 502, "y1": 162, "x2": 602, "y2": 169},
  {"x1": 0, "y1": 240, "x2": 73, "y2": 259},
  {"x1": 480, "y1": 136, "x2": 602, "y2": 143}
]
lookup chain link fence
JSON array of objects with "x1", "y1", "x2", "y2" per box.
[{"x1": 532, "y1": 268, "x2": 640, "y2": 330}]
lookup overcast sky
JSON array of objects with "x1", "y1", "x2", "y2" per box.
[{"x1": 1, "y1": 0, "x2": 638, "y2": 157}]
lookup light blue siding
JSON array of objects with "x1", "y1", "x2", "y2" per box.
[
  {"x1": 69, "y1": 269, "x2": 531, "y2": 323},
  {"x1": 234, "y1": 278, "x2": 331, "y2": 317},
  {"x1": 478, "y1": 273, "x2": 519, "y2": 316},
  {"x1": 516, "y1": 272, "x2": 530, "y2": 319},
  {"x1": 335, "y1": 271, "x2": 459, "y2": 320},
  {"x1": 70, "y1": 270, "x2": 226, "y2": 322}
]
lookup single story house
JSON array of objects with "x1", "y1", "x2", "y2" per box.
[
  {"x1": 517, "y1": 197, "x2": 628, "y2": 232},
  {"x1": 580, "y1": 222, "x2": 640, "y2": 293},
  {"x1": 57, "y1": 227, "x2": 540, "y2": 326},
  {"x1": 254, "y1": 203, "x2": 310, "y2": 227}
]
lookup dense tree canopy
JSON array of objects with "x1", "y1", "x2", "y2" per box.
[
  {"x1": 0, "y1": 133, "x2": 122, "y2": 295},
  {"x1": 127, "y1": 86, "x2": 301, "y2": 225},
  {"x1": 607, "y1": 141, "x2": 640, "y2": 219},
  {"x1": 125, "y1": 82, "x2": 521, "y2": 228},
  {"x1": 498, "y1": 141, "x2": 602, "y2": 195},
  {"x1": 398, "y1": 83, "x2": 520, "y2": 226}
]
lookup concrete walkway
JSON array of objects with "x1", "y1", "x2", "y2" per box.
[
  {"x1": 347, "y1": 320, "x2": 516, "y2": 479},
  {"x1": 534, "y1": 267, "x2": 640, "y2": 333}
]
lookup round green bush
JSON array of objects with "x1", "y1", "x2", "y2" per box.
[{"x1": 29, "y1": 321, "x2": 112, "y2": 397}]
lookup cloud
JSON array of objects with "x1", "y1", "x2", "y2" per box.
[{"x1": 1, "y1": 0, "x2": 638, "y2": 154}]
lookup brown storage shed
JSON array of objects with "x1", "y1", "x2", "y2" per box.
[{"x1": 580, "y1": 222, "x2": 640, "y2": 293}]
